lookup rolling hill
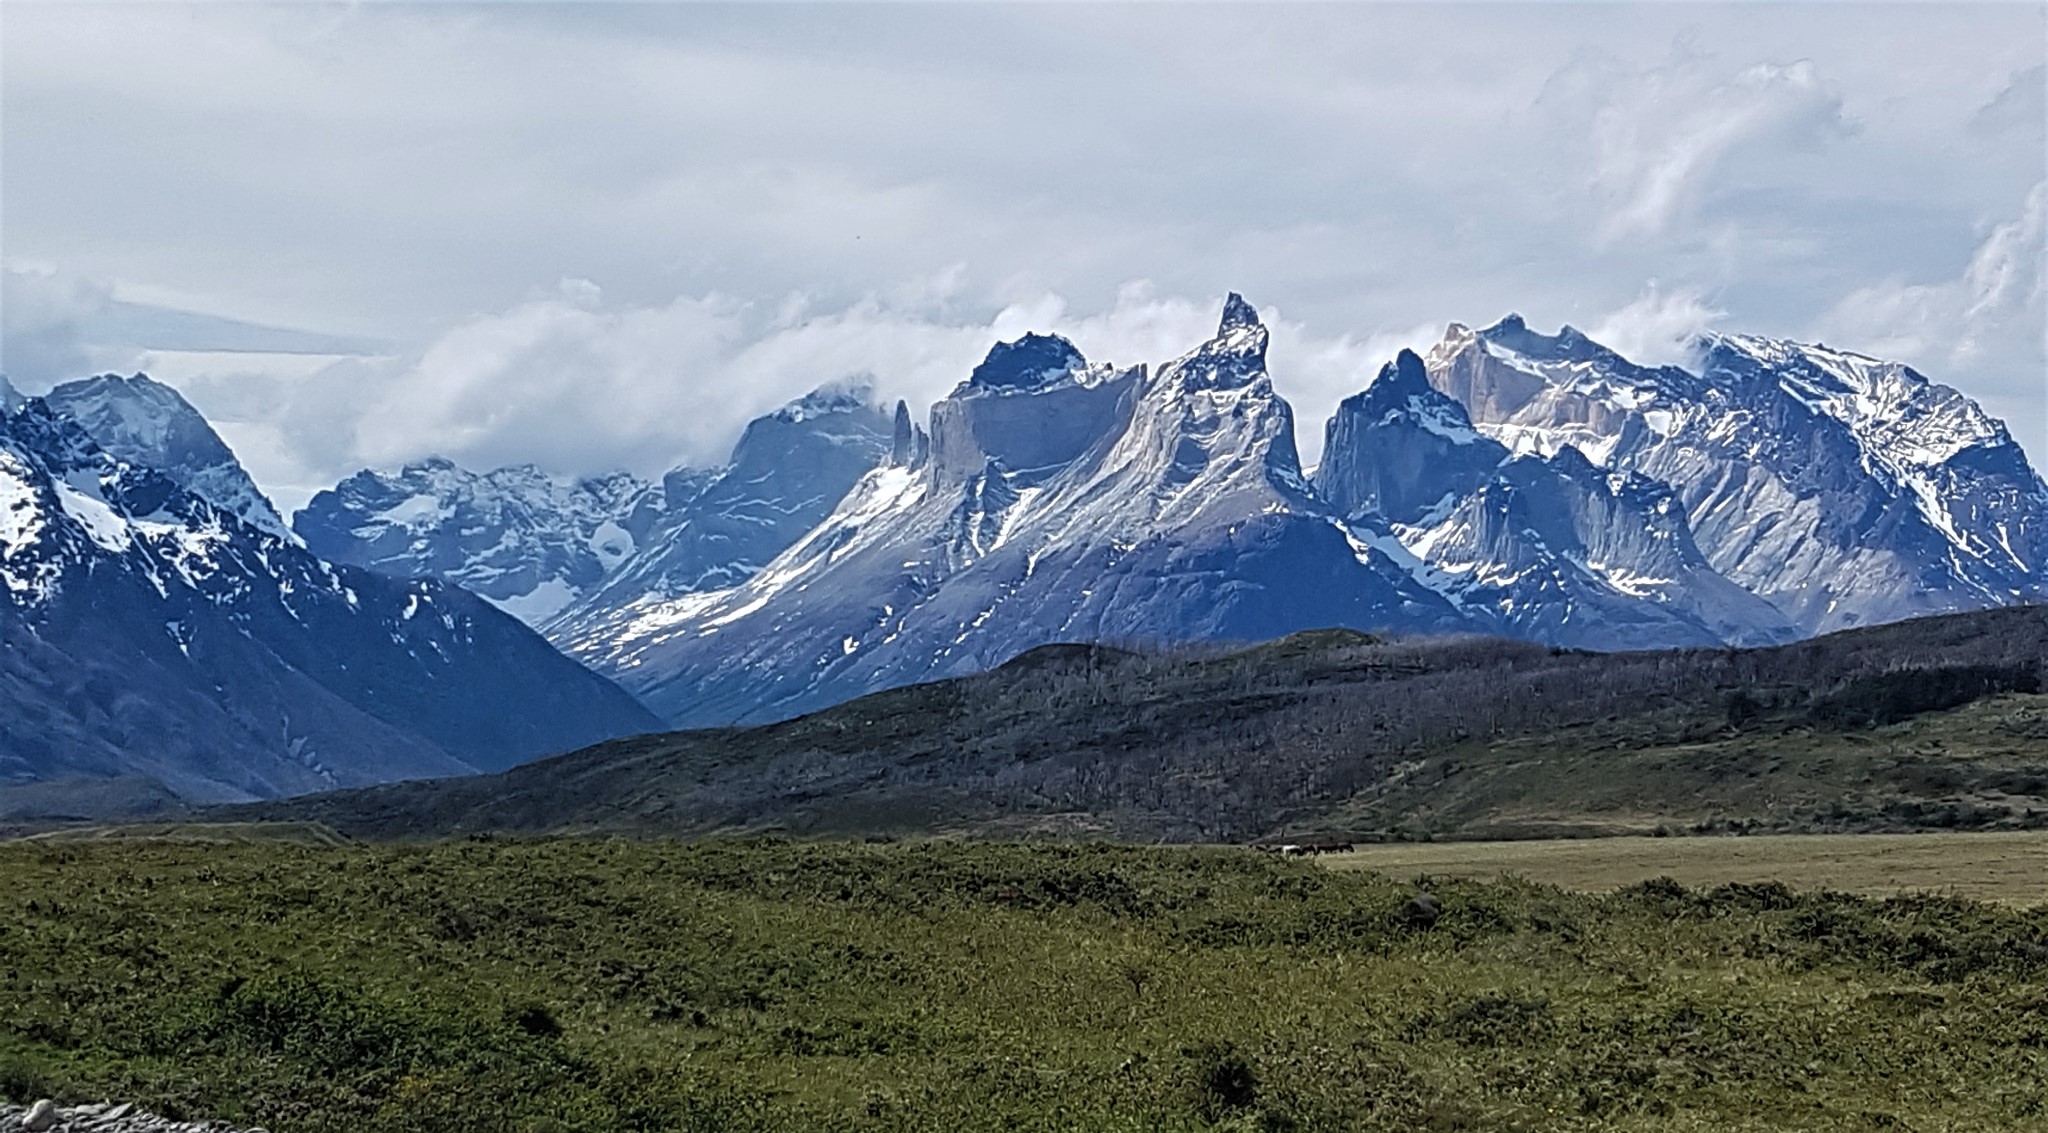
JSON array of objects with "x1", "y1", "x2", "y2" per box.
[{"x1": 220, "y1": 605, "x2": 2048, "y2": 843}]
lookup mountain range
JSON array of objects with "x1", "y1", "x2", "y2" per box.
[
  {"x1": 4, "y1": 292, "x2": 2044, "y2": 813},
  {"x1": 0, "y1": 375, "x2": 658, "y2": 816},
  {"x1": 506, "y1": 296, "x2": 2043, "y2": 727},
  {"x1": 295, "y1": 383, "x2": 895, "y2": 630}
]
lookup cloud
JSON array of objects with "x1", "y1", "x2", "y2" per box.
[
  {"x1": 0, "y1": 267, "x2": 140, "y2": 389},
  {"x1": 1577, "y1": 57, "x2": 1856, "y2": 244},
  {"x1": 221, "y1": 284, "x2": 1203, "y2": 507},
  {"x1": 1587, "y1": 284, "x2": 1728, "y2": 369},
  {"x1": 1971, "y1": 64, "x2": 2047, "y2": 140},
  {"x1": 1811, "y1": 182, "x2": 2045, "y2": 370},
  {"x1": 114, "y1": 281, "x2": 1453, "y2": 511},
  {"x1": 6, "y1": 3, "x2": 2041, "y2": 477}
]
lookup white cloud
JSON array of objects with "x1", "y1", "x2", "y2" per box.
[
  {"x1": 0, "y1": 267, "x2": 142, "y2": 389},
  {"x1": 1578, "y1": 57, "x2": 1856, "y2": 244},
  {"x1": 1587, "y1": 284, "x2": 1728, "y2": 369},
  {"x1": 4, "y1": 3, "x2": 2041, "y2": 478},
  {"x1": 105, "y1": 282, "x2": 1456, "y2": 510},
  {"x1": 1811, "y1": 182, "x2": 2045, "y2": 369}
]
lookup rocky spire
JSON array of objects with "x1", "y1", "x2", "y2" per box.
[
  {"x1": 890, "y1": 399, "x2": 916, "y2": 466},
  {"x1": 1218, "y1": 291, "x2": 1262, "y2": 334}
]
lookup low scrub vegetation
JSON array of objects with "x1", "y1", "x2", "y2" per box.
[
  {"x1": 221, "y1": 606, "x2": 2048, "y2": 844},
  {"x1": 3, "y1": 838, "x2": 2045, "y2": 1131}
]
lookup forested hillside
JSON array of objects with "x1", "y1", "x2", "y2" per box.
[{"x1": 224, "y1": 606, "x2": 2048, "y2": 842}]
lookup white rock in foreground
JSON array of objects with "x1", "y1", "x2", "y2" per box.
[{"x1": 0, "y1": 1100, "x2": 268, "y2": 1133}]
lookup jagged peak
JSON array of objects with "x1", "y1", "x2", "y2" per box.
[
  {"x1": 1541, "y1": 442, "x2": 1598, "y2": 477},
  {"x1": 966, "y1": 333, "x2": 1085, "y2": 392},
  {"x1": 1702, "y1": 332, "x2": 1917, "y2": 384},
  {"x1": 1162, "y1": 294, "x2": 1272, "y2": 395},
  {"x1": 0, "y1": 375, "x2": 22, "y2": 414},
  {"x1": 1343, "y1": 352, "x2": 1425, "y2": 411},
  {"x1": 45, "y1": 371, "x2": 202, "y2": 421},
  {"x1": 1344, "y1": 349, "x2": 1434, "y2": 409},
  {"x1": 1388, "y1": 348, "x2": 1431, "y2": 390},
  {"x1": 1473, "y1": 314, "x2": 1636, "y2": 371},
  {"x1": 50, "y1": 371, "x2": 193, "y2": 408},
  {"x1": 773, "y1": 379, "x2": 876, "y2": 423},
  {"x1": 1219, "y1": 292, "x2": 1262, "y2": 334}
]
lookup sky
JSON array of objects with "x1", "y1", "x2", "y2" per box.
[{"x1": 3, "y1": 2, "x2": 2043, "y2": 514}]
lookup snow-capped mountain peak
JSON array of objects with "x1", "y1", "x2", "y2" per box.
[
  {"x1": 1692, "y1": 331, "x2": 2048, "y2": 584},
  {"x1": 1218, "y1": 290, "x2": 1262, "y2": 334},
  {"x1": 1424, "y1": 317, "x2": 2047, "y2": 632},
  {"x1": 1701, "y1": 332, "x2": 2018, "y2": 471},
  {"x1": 1357, "y1": 349, "x2": 1482, "y2": 446},
  {"x1": 294, "y1": 455, "x2": 666, "y2": 625},
  {"x1": 39, "y1": 372, "x2": 292, "y2": 541}
]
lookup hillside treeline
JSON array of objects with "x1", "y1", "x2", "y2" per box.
[{"x1": 226, "y1": 606, "x2": 2048, "y2": 842}]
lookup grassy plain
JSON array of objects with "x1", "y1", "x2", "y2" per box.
[
  {"x1": 1322, "y1": 830, "x2": 2048, "y2": 905},
  {"x1": 2, "y1": 837, "x2": 2046, "y2": 1132}
]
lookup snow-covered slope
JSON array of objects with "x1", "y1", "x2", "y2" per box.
[
  {"x1": 0, "y1": 396, "x2": 659, "y2": 810},
  {"x1": 1424, "y1": 318, "x2": 2048, "y2": 632},
  {"x1": 42, "y1": 373, "x2": 291, "y2": 540},
  {"x1": 557, "y1": 296, "x2": 1468, "y2": 726},
  {"x1": 295, "y1": 458, "x2": 667, "y2": 625}
]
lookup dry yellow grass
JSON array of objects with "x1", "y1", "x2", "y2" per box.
[{"x1": 1321, "y1": 830, "x2": 2048, "y2": 905}]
